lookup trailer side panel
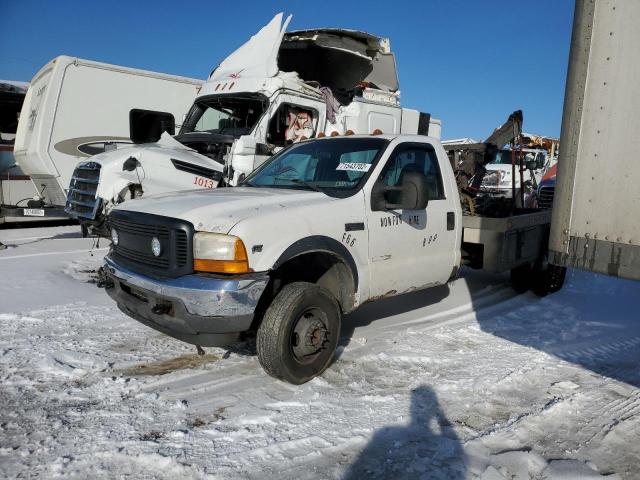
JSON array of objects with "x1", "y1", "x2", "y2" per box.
[{"x1": 550, "y1": 0, "x2": 640, "y2": 280}]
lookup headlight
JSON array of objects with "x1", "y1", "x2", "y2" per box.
[
  {"x1": 111, "y1": 228, "x2": 119, "y2": 246},
  {"x1": 193, "y1": 232, "x2": 250, "y2": 274}
]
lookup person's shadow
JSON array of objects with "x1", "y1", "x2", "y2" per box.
[{"x1": 343, "y1": 385, "x2": 466, "y2": 479}]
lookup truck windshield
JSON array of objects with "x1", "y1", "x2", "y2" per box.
[
  {"x1": 180, "y1": 95, "x2": 267, "y2": 136},
  {"x1": 490, "y1": 150, "x2": 514, "y2": 165},
  {"x1": 244, "y1": 137, "x2": 388, "y2": 192},
  {"x1": 490, "y1": 150, "x2": 545, "y2": 166}
]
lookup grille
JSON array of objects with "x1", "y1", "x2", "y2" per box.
[
  {"x1": 65, "y1": 162, "x2": 101, "y2": 220},
  {"x1": 109, "y1": 210, "x2": 193, "y2": 279},
  {"x1": 538, "y1": 185, "x2": 555, "y2": 209}
]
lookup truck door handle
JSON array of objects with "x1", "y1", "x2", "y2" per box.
[{"x1": 447, "y1": 212, "x2": 455, "y2": 231}]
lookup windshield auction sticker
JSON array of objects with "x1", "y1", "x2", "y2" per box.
[{"x1": 336, "y1": 163, "x2": 372, "y2": 172}]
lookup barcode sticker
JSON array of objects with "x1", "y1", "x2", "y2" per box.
[{"x1": 336, "y1": 163, "x2": 371, "y2": 172}]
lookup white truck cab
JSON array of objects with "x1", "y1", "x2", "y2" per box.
[
  {"x1": 101, "y1": 134, "x2": 558, "y2": 384},
  {"x1": 66, "y1": 13, "x2": 440, "y2": 234},
  {"x1": 480, "y1": 148, "x2": 548, "y2": 203}
]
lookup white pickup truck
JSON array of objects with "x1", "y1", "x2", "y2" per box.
[{"x1": 100, "y1": 134, "x2": 558, "y2": 384}]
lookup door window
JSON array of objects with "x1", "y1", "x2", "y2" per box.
[
  {"x1": 379, "y1": 145, "x2": 445, "y2": 201},
  {"x1": 267, "y1": 104, "x2": 316, "y2": 146}
]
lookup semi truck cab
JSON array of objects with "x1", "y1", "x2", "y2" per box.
[{"x1": 65, "y1": 13, "x2": 440, "y2": 235}]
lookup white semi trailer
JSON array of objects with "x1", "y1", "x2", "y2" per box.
[
  {"x1": 549, "y1": 0, "x2": 640, "y2": 281},
  {"x1": 4, "y1": 56, "x2": 202, "y2": 223}
]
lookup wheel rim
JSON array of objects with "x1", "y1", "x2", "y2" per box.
[{"x1": 290, "y1": 307, "x2": 331, "y2": 364}]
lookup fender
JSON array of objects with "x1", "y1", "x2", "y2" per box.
[{"x1": 273, "y1": 235, "x2": 359, "y2": 290}]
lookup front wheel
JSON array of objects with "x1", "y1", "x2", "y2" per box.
[{"x1": 256, "y1": 282, "x2": 341, "y2": 384}]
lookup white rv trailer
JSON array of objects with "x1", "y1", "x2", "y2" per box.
[
  {"x1": 0, "y1": 81, "x2": 41, "y2": 223},
  {"x1": 3, "y1": 56, "x2": 202, "y2": 223}
]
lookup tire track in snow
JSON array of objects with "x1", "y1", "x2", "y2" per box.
[
  {"x1": 555, "y1": 336, "x2": 640, "y2": 363},
  {"x1": 143, "y1": 280, "x2": 517, "y2": 410}
]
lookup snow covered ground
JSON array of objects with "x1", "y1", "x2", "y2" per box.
[{"x1": 1, "y1": 225, "x2": 639, "y2": 479}]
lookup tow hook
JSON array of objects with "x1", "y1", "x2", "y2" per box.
[
  {"x1": 151, "y1": 303, "x2": 172, "y2": 315},
  {"x1": 96, "y1": 266, "x2": 114, "y2": 289}
]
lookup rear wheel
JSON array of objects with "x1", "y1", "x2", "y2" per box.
[
  {"x1": 510, "y1": 263, "x2": 532, "y2": 293},
  {"x1": 256, "y1": 282, "x2": 341, "y2": 384},
  {"x1": 532, "y1": 258, "x2": 567, "y2": 297}
]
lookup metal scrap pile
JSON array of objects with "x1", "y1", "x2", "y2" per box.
[{"x1": 445, "y1": 110, "x2": 523, "y2": 217}]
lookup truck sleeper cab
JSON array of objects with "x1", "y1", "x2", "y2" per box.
[{"x1": 102, "y1": 135, "x2": 557, "y2": 384}]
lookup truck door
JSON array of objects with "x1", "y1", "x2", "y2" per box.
[{"x1": 365, "y1": 141, "x2": 456, "y2": 297}]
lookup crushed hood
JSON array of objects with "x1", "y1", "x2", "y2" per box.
[
  {"x1": 113, "y1": 187, "x2": 333, "y2": 234},
  {"x1": 210, "y1": 13, "x2": 292, "y2": 82},
  {"x1": 209, "y1": 13, "x2": 398, "y2": 93},
  {"x1": 281, "y1": 28, "x2": 398, "y2": 92}
]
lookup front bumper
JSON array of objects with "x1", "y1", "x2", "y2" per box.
[{"x1": 103, "y1": 255, "x2": 269, "y2": 346}]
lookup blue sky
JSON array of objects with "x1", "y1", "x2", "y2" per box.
[{"x1": 1, "y1": 0, "x2": 574, "y2": 139}]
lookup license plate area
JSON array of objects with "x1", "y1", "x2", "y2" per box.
[
  {"x1": 121, "y1": 283, "x2": 149, "y2": 303},
  {"x1": 23, "y1": 208, "x2": 45, "y2": 217}
]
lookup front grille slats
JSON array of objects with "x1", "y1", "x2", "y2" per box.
[
  {"x1": 538, "y1": 185, "x2": 555, "y2": 209},
  {"x1": 116, "y1": 245, "x2": 169, "y2": 268},
  {"x1": 109, "y1": 211, "x2": 194, "y2": 279},
  {"x1": 65, "y1": 162, "x2": 101, "y2": 220}
]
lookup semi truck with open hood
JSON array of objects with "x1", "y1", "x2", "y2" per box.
[{"x1": 64, "y1": 13, "x2": 440, "y2": 235}]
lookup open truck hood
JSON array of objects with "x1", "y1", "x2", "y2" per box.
[
  {"x1": 210, "y1": 13, "x2": 398, "y2": 93},
  {"x1": 210, "y1": 13, "x2": 292, "y2": 82}
]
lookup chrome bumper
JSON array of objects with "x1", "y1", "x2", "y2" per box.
[{"x1": 103, "y1": 255, "x2": 269, "y2": 346}]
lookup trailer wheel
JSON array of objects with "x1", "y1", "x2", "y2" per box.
[
  {"x1": 532, "y1": 264, "x2": 567, "y2": 297},
  {"x1": 256, "y1": 282, "x2": 341, "y2": 384},
  {"x1": 510, "y1": 263, "x2": 532, "y2": 293}
]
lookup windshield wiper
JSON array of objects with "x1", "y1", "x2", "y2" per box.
[{"x1": 273, "y1": 177, "x2": 325, "y2": 194}]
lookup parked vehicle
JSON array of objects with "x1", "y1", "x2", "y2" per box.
[
  {"x1": 100, "y1": 134, "x2": 556, "y2": 384},
  {"x1": 0, "y1": 81, "x2": 50, "y2": 224},
  {"x1": 549, "y1": 0, "x2": 640, "y2": 281},
  {"x1": 480, "y1": 148, "x2": 547, "y2": 198},
  {"x1": 537, "y1": 164, "x2": 557, "y2": 210},
  {"x1": 6, "y1": 56, "x2": 202, "y2": 223},
  {"x1": 65, "y1": 13, "x2": 440, "y2": 235}
]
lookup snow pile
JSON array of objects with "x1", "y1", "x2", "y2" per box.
[{"x1": 1, "y1": 227, "x2": 639, "y2": 478}]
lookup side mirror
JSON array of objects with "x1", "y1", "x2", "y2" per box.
[
  {"x1": 130, "y1": 109, "x2": 175, "y2": 144},
  {"x1": 233, "y1": 135, "x2": 257, "y2": 155},
  {"x1": 526, "y1": 160, "x2": 538, "y2": 171},
  {"x1": 371, "y1": 171, "x2": 430, "y2": 211}
]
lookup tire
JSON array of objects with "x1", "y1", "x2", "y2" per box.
[
  {"x1": 510, "y1": 263, "x2": 532, "y2": 293},
  {"x1": 532, "y1": 264, "x2": 567, "y2": 297},
  {"x1": 256, "y1": 282, "x2": 341, "y2": 384}
]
